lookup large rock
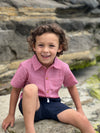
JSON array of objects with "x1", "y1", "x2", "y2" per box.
[
  {"x1": 0, "y1": 0, "x2": 65, "y2": 8},
  {"x1": 7, "y1": 119, "x2": 80, "y2": 133},
  {"x1": 70, "y1": 0, "x2": 99, "y2": 9},
  {"x1": 55, "y1": 0, "x2": 99, "y2": 9},
  {"x1": 0, "y1": 0, "x2": 100, "y2": 63},
  {"x1": 0, "y1": 28, "x2": 32, "y2": 62},
  {"x1": 0, "y1": 18, "x2": 99, "y2": 62}
]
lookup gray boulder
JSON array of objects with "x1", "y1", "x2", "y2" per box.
[
  {"x1": 70, "y1": 0, "x2": 99, "y2": 9},
  {"x1": 0, "y1": 0, "x2": 65, "y2": 8},
  {"x1": 7, "y1": 119, "x2": 80, "y2": 133},
  {"x1": 54, "y1": 0, "x2": 99, "y2": 9}
]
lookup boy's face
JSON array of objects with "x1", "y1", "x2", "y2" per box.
[{"x1": 33, "y1": 33, "x2": 62, "y2": 68}]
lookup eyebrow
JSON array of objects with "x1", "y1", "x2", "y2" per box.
[{"x1": 36, "y1": 41, "x2": 44, "y2": 43}]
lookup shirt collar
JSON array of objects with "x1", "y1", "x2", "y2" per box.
[
  {"x1": 52, "y1": 57, "x2": 61, "y2": 69},
  {"x1": 32, "y1": 55, "x2": 61, "y2": 71},
  {"x1": 32, "y1": 55, "x2": 43, "y2": 71}
]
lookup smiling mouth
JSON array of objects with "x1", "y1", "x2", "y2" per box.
[{"x1": 41, "y1": 55, "x2": 51, "y2": 58}]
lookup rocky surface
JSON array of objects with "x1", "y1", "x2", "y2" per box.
[
  {"x1": 6, "y1": 120, "x2": 80, "y2": 133},
  {"x1": 0, "y1": 0, "x2": 100, "y2": 62}
]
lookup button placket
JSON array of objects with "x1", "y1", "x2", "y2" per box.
[{"x1": 45, "y1": 70, "x2": 50, "y2": 97}]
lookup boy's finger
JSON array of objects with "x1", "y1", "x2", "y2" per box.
[
  {"x1": 2, "y1": 122, "x2": 6, "y2": 130},
  {"x1": 4, "y1": 123, "x2": 10, "y2": 131},
  {"x1": 2, "y1": 122, "x2": 5, "y2": 129},
  {"x1": 4, "y1": 124, "x2": 8, "y2": 131},
  {"x1": 11, "y1": 121, "x2": 14, "y2": 127}
]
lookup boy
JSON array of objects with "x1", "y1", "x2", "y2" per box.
[{"x1": 2, "y1": 23, "x2": 96, "y2": 133}]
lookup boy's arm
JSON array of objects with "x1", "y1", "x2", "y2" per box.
[
  {"x1": 2, "y1": 87, "x2": 21, "y2": 131},
  {"x1": 67, "y1": 85, "x2": 85, "y2": 115}
]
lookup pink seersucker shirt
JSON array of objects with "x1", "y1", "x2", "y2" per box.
[{"x1": 11, "y1": 55, "x2": 78, "y2": 98}]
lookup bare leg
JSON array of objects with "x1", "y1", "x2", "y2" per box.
[
  {"x1": 22, "y1": 84, "x2": 40, "y2": 133},
  {"x1": 57, "y1": 109, "x2": 96, "y2": 133}
]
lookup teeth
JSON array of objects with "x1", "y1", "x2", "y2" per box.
[{"x1": 42, "y1": 55, "x2": 50, "y2": 57}]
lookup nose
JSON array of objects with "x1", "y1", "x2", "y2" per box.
[{"x1": 43, "y1": 46, "x2": 49, "y2": 52}]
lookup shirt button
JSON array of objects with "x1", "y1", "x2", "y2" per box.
[
  {"x1": 46, "y1": 90, "x2": 49, "y2": 93},
  {"x1": 46, "y1": 77, "x2": 48, "y2": 80}
]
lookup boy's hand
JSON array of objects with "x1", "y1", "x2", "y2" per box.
[{"x1": 2, "y1": 114, "x2": 15, "y2": 131}]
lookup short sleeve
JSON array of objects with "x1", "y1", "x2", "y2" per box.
[
  {"x1": 11, "y1": 63, "x2": 28, "y2": 88},
  {"x1": 63, "y1": 64, "x2": 78, "y2": 87}
]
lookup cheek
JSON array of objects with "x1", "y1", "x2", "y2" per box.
[
  {"x1": 52, "y1": 49, "x2": 58, "y2": 55},
  {"x1": 35, "y1": 49, "x2": 42, "y2": 55}
]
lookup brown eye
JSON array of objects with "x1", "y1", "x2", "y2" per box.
[
  {"x1": 38, "y1": 44, "x2": 44, "y2": 47},
  {"x1": 49, "y1": 44, "x2": 55, "y2": 47}
]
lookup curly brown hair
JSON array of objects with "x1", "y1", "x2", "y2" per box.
[{"x1": 27, "y1": 23, "x2": 68, "y2": 56}]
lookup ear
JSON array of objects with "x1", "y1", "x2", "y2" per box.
[
  {"x1": 32, "y1": 44, "x2": 36, "y2": 51},
  {"x1": 57, "y1": 44, "x2": 63, "y2": 53}
]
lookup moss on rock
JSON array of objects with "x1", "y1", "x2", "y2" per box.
[
  {"x1": 94, "y1": 124, "x2": 100, "y2": 133},
  {"x1": 89, "y1": 88, "x2": 100, "y2": 100},
  {"x1": 86, "y1": 73, "x2": 100, "y2": 100},
  {"x1": 87, "y1": 75, "x2": 100, "y2": 84},
  {"x1": 70, "y1": 59, "x2": 96, "y2": 70},
  {"x1": 92, "y1": 47, "x2": 100, "y2": 62}
]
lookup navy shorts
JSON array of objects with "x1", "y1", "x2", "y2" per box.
[{"x1": 19, "y1": 97, "x2": 71, "y2": 122}]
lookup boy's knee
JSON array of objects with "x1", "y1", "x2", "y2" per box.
[{"x1": 23, "y1": 84, "x2": 38, "y2": 97}]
